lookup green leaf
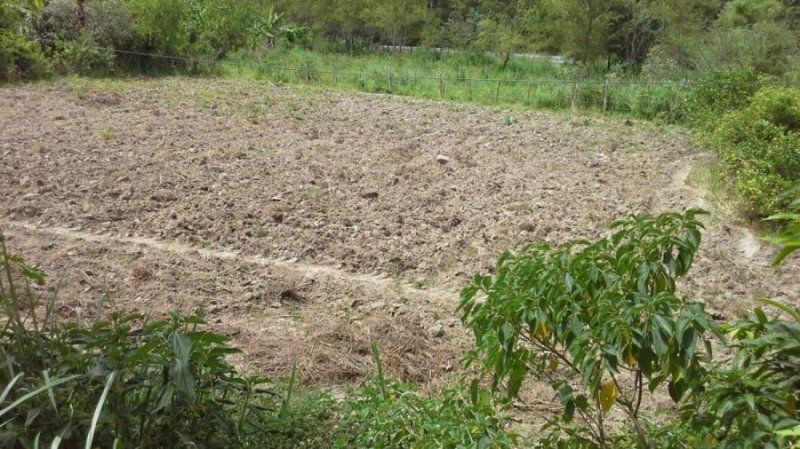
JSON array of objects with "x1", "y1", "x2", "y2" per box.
[
  {"x1": 651, "y1": 326, "x2": 669, "y2": 356},
  {"x1": 668, "y1": 378, "x2": 686, "y2": 402},
  {"x1": 507, "y1": 362, "x2": 526, "y2": 399},
  {"x1": 86, "y1": 371, "x2": 116, "y2": 449},
  {"x1": 0, "y1": 375, "x2": 79, "y2": 419},
  {"x1": 564, "y1": 400, "x2": 576, "y2": 422},
  {"x1": 170, "y1": 333, "x2": 195, "y2": 401},
  {"x1": 639, "y1": 345, "x2": 655, "y2": 378}
]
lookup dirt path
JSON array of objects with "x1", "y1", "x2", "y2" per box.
[{"x1": 1, "y1": 77, "x2": 797, "y2": 389}]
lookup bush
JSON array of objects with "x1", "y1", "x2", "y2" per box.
[
  {"x1": 333, "y1": 343, "x2": 517, "y2": 449},
  {"x1": 51, "y1": 35, "x2": 115, "y2": 75},
  {"x1": 85, "y1": 0, "x2": 135, "y2": 49},
  {"x1": 685, "y1": 69, "x2": 763, "y2": 125},
  {"x1": 0, "y1": 30, "x2": 50, "y2": 82},
  {"x1": 764, "y1": 183, "x2": 800, "y2": 265},
  {"x1": 459, "y1": 209, "x2": 712, "y2": 448},
  {"x1": 690, "y1": 21, "x2": 798, "y2": 76},
  {"x1": 0, "y1": 232, "x2": 283, "y2": 448},
  {"x1": 704, "y1": 86, "x2": 800, "y2": 217},
  {"x1": 39, "y1": 0, "x2": 82, "y2": 42},
  {"x1": 680, "y1": 299, "x2": 800, "y2": 449}
]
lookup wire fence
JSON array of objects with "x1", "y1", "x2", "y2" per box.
[{"x1": 108, "y1": 46, "x2": 798, "y2": 117}]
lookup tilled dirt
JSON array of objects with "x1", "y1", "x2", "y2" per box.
[{"x1": 1, "y1": 77, "x2": 798, "y2": 425}]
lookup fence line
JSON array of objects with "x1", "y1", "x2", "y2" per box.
[
  {"x1": 77, "y1": 45, "x2": 797, "y2": 116},
  {"x1": 108, "y1": 47, "x2": 797, "y2": 88}
]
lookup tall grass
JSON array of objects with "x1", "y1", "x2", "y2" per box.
[{"x1": 223, "y1": 47, "x2": 689, "y2": 121}]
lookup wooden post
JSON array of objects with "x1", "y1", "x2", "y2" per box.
[
  {"x1": 387, "y1": 67, "x2": 392, "y2": 91},
  {"x1": 526, "y1": 81, "x2": 532, "y2": 103},
  {"x1": 468, "y1": 79, "x2": 473, "y2": 100},
  {"x1": 603, "y1": 79, "x2": 609, "y2": 113},
  {"x1": 571, "y1": 81, "x2": 579, "y2": 110},
  {"x1": 333, "y1": 63, "x2": 338, "y2": 86},
  {"x1": 439, "y1": 74, "x2": 444, "y2": 97},
  {"x1": 495, "y1": 80, "x2": 501, "y2": 101}
]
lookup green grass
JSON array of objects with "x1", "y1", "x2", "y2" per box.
[{"x1": 222, "y1": 47, "x2": 690, "y2": 121}]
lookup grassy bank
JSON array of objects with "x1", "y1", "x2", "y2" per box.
[{"x1": 222, "y1": 47, "x2": 688, "y2": 121}]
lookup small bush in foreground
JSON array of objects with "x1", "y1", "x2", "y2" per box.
[
  {"x1": 0, "y1": 232, "x2": 282, "y2": 448},
  {"x1": 333, "y1": 343, "x2": 518, "y2": 449},
  {"x1": 459, "y1": 209, "x2": 712, "y2": 448},
  {"x1": 459, "y1": 208, "x2": 799, "y2": 448}
]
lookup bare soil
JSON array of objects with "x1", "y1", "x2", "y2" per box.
[{"x1": 1, "y1": 77, "x2": 798, "y2": 425}]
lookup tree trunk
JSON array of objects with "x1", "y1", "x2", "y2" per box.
[
  {"x1": 501, "y1": 52, "x2": 511, "y2": 71},
  {"x1": 76, "y1": 0, "x2": 85, "y2": 29}
]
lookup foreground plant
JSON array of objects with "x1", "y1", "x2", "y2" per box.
[
  {"x1": 333, "y1": 342, "x2": 518, "y2": 449},
  {"x1": 459, "y1": 209, "x2": 712, "y2": 448},
  {"x1": 0, "y1": 231, "x2": 281, "y2": 448}
]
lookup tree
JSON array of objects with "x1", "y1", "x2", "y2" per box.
[
  {"x1": 607, "y1": 0, "x2": 664, "y2": 68},
  {"x1": 546, "y1": 0, "x2": 618, "y2": 66},
  {"x1": 475, "y1": 0, "x2": 537, "y2": 70},
  {"x1": 361, "y1": 0, "x2": 428, "y2": 46}
]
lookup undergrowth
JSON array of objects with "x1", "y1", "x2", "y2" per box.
[{"x1": 0, "y1": 231, "x2": 516, "y2": 449}]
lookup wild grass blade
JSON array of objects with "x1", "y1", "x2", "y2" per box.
[
  {"x1": 42, "y1": 370, "x2": 58, "y2": 413},
  {"x1": 0, "y1": 375, "x2": 79, "y2": 419},
  {"x1": 279, "y1": 362, "x2": 297, "y2": 418},
  {"x1": 85, "y1": 370, "x2": 116, "y2": 449},
  {"x1": 50, "y1": 435, "x2": 62, "y2": 449},
  {"x1": 370, "y1": 340, "x2": 387, "y2": 401},
  {"x1": 0, "y1": 373, "x2": 22, "y2": 403},
  {"x1": 754, "y1": 298, "x2": 800, "y2": 322}
]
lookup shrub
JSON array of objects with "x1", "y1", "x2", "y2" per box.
[
  {"x1": 704, "y1": 86, "x2": 800, "y2": 217},
  {"x1": 38, "y1": 0, "x2": 82, "y2": 42},
  {"x1": 690, "y1": 21, "x2": 798, "y2": 76},
  {"x1": 640, "y1": 44, "x2": 682, "y2": 81},
  {"x1": 0, "y1": 30, "x2": 50, "y2": 82},
  {"x1": 333, "y1": 343, "x2": 518, "y2": 449},
  {"x1": 51, "y1": 35, "x2": 114, "y2": 75},
  {"x1": 85, "y1": 0, "x2": 135, "y2": 49},
  {"x1": 680, "y1": 299, "x2": 800, "y2": 449},
  {"x1": 763, "y1": 183, "x2": 800, "y2": 265},
  {"x1": 459, "y1": 209, "x2": 712, "y2": 448},
  {"x1": 685, "y1": 68, "x2": 763, "y2": 125},
  {"x1": 126, "y1": 0, "x2": 191, "y2": 55},
  {"x1": 0, "y1": 232, "x2": 283, "y2": 448}
]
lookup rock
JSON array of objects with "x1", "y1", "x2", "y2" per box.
[
  {"x1": 435, "y1": 154, "x2": 450, "y2": 164},
  {"x1": 361, "y1": 191, "x2": 379, "y2": 199},
  {"x1": 592, "y1": 152, "x2": 610, "y2": 162},
  {"x1": 429, "y1": 323, "x2": 445, "y2": 338},
  {"x1": 351, "y1": 299, "x2": 364, "y2": 308}
]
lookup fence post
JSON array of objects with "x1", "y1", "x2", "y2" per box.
[
  {"x1": 526, "y1": 81, "x2": 532, "y2": 103},
  {"x1": 439, "y1": 74, "x2": 444, "y2": 97},
  {"x1": 333, "y1": 63, "x2": 338, "y2": 87},
  {"x1": 571, "y1": 81, "x2": 579, "y2": 111},
  {"x1": 387, "y1": 67, "x2": 392, "y2": 91},
  {"x1": 468, "y1": 79, "x2": 473, "y2": 100},
  {"x1": 603, "y1": 79, "x2": 609, "y2": 113},
  {"x1": 495, "y1": 80, "x2": 501, "y2": 101}
]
